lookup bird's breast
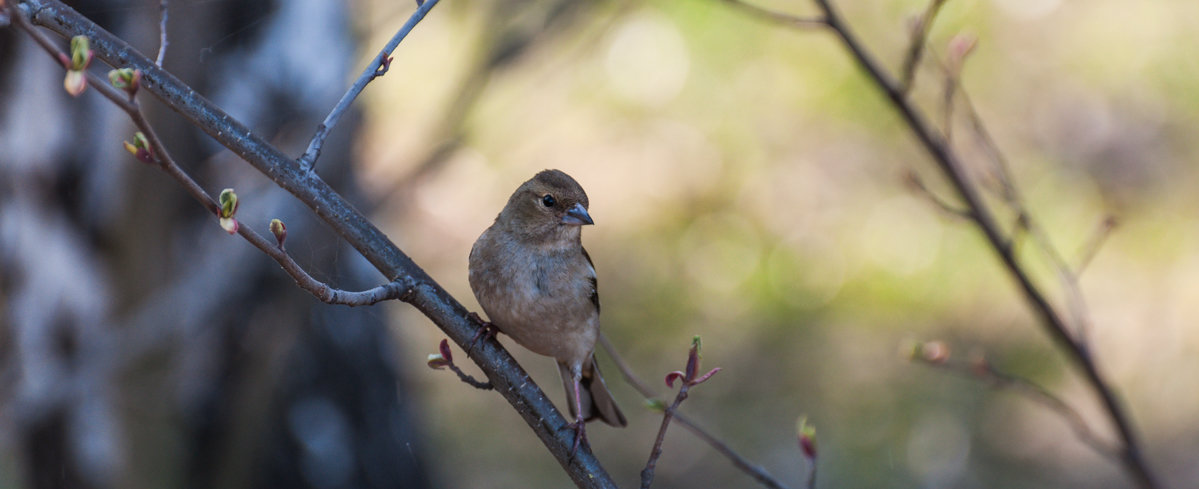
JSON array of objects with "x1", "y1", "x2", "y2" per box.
[{"x1": 469, "y1": 239, "x2": 597, "y2": 365}]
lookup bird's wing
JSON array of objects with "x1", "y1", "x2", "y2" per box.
[{"x1": 582, "y1": 247, "x2": 599, "y2": 314}]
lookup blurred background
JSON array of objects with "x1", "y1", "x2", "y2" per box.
[{"x1": 2, "y1": 0, "x2": 1198, "y2": 488}]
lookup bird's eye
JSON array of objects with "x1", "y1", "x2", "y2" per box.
[{"x1": 542, "y1": 194, "x2": 556, "y2": 207}]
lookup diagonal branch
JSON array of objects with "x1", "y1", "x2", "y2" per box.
[
  {"x1": 808, "y1": 1, "x2": 1156, "y2": 486},
  {"x1": 898, "y1": 0, "x2": 947, "y2": 95},
  {"x1": 720, "y1": 0, "x2": 1159, "y2": 487},
  {"x1": 297, "y1": 0, "x2": 441, "y2": 171},
  {"x1": 15, "y1": 1, "x2": 617, "y2": 486}
]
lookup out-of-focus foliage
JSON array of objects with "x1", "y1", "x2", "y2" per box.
[{"x1": 360, "y1": 0, "x2": 1199, "y2": 487}]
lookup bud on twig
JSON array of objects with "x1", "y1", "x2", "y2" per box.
[
  {"x1": 796, "y1": 416, "x2": 817, "y2": 460},
  {"x1": 269, "y1": 219, "x2": 287, "y2": 250},
  {"x1": 426, "y1": 338, "x2": 493, "y2": 390},
  {"x1": 218, "y1": 188, "x2": 239, "y2": 234},
  {"x1": 122, "y1": 132, "x2": 154, "y2": 164},
  {"x1": 947, "y1": 33, "x2": 978, "y2": 75},
  {"x1": 63, "y1": 36, "x2": 93, "y2": 96},
  {"x1": 108, "y1": 68, "x2": 142, "y2": 97},
  {"x1": 64, "y1": 70, "x2": 87, "y2": 97},
  {"x1": 426, "y1": 339, "x2": 454, "y2": 369},
  {"x1": 909, "y1": 340, "x2": 950, "y2": 364},
  {"x1": 425, "y1": 353, "x2": 449, "y2": 369},
  {"x1": 665, "y1": 335, "x2": 721, "y2": 388}
]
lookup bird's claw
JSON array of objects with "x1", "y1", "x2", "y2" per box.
[
  {"x1": 467, "y1": 313, "x2": 498, "y2": 353},
  {"x1": 568, "y1": 420, "x2": 587, "y2": 459}
]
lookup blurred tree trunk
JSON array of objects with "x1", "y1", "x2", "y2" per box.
[{"x1": 0, "y1": 1, "x2": 433, "y2": 488}]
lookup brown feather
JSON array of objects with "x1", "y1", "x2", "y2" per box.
[{"x1": 469, "y1": 169, "x2": 625, "y2": 429}]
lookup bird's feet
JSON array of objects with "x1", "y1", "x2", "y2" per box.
[
  {"x1": 467, "y1": 312, "x2": 498, "y2": 353},
  {"x1": 568, "y1": 420, "x2": 588, "y2": 459}
]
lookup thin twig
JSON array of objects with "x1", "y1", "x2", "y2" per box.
[
  {"x1": 899, "y1": 0, "x2": 947, "y2": 95},
  {"x1": 720, "y1": 0, "x2": 826, "y2": 29},
  {"x1": 903, "y1": 169, "x2": 973, "y2": 220},
  {"x1": 297, "y1": 0, "x2": 441, "y2": 171},
  {"x1": 640, "y1": 383, "x2": 690, "y2": 489},
  {"x1": 599, "y1": 334, "x2": 791, "y2": 489},
  {"x1": 914, "y1": 350, "x2": 1121, "y2": 460},
  {"x1": 1076, "y1": 216, "x2": 1117, "y2": 276},
  {"x1": 941, "y1": 54, "x2": 958, "y2": 143},
  {"x1": 155, "y1": 0, "x2": 168, "y2": 66},
  {"x1": 939, "y1": 51, "x2": 1098, "y2": 346},
  {"x1": 448, "y1": 363, "x2": 494, "y2": 390}
]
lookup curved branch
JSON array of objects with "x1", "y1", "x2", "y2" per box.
[{"x1": 16, "y1": 1, "x2": 617, "y2": 486}]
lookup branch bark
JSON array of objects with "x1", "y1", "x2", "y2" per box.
[{"x1": 15, "y1": 1, "x2": 618, "y2": 486}]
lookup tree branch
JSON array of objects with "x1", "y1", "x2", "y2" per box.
[
  {"x1": 898, "y1": 0, "x2": 946, "y2": 95},
  {"x1": 912, "y1": 342, "x2": 1121, "y2": 461},
  {"x1": 640, "y1": 383, "x2": 690, "y2": 489},
  {"x1": 811, "y1": 2, "x2": 1156, "y2": 485},
  {"x1": 722, "y1": 0, "x2": 1159, "y2": 487},
  {"x1": 297, "y1": 0, "x2": 441, "y2": 171},
  {"x1": 15, "y1": 1, "x2": 617, "y2": 486},
  {"x1": 155, "y1": 0, "x2": 167, "y2": 66},
  {"x1": 720, "y1": 0, "x2": 826, "y2": 29}
]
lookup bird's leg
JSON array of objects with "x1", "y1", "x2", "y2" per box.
[
  {"x1": 467, "y1": 312, "x2": 498, "y2": 353},
  {"x1": 569, "y1": 370, "x2": 587, "y2": 458}
]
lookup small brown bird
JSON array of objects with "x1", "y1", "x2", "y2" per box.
[{"x1": 469, "y1": 169, "x2": 627, "y2": 453}]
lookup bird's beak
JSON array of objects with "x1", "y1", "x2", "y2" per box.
[{"x1": 562, "y1": 203, "x2": 594, "y2": 226}]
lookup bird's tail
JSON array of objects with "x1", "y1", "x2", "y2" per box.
[{"x1": 560, "y1": 356, "x2": 627, "y2": 427}]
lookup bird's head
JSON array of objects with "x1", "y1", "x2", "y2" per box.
[{"x1": 499, "y1": 169, "x2": 593, "y2": 244}]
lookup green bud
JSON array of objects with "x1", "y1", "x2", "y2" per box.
[
  {"x1": 108, "y1": 68, "x2": 141, "y2": 96},
  {"x1": 269, "y1": 219, "x2": 287, "y2": 249},
  {"x1": 218, "y1": 188, "x2": 238, "y2": 219},
  {"x1": 69, "y1": 36, "x2": 92, "y2": 70}
]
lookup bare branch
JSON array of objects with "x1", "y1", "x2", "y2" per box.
[
  {"x1": 429, "y1": 340, "x2": 495, "y2": 390},
  {"x1": 12, "y1": 7, "x2": 404, "y2": 308},
  {"x1": 640, "y1": 382, "x2": 689, "y2": 489},
  {"x1": 724, "y1": 0, "x2": 1159, "y2": 486},
  {"x1": 297, "y1": 0, "x2": 442, "y2": 171},
  {"x1": 912, "y1": 343, "x2": 1121, "y2": 461},
  {"x1": 155, "y1": 0, "x2": 167, "y2": 66},
  {"x1": 720, "y1": 0, "x2": 826, "y2": 29},
  {"x1": 899, "y1": 0, "x2": 947, "y2": 95},
  {"x1": 17, "y1": 2, "x2": 617, "y2": 485},
  {"x1": 903, "y1": 169, "x2": 973, "y2": 220},
  {"x1": 939, "y1": 53, "x2": 1100, "y2": 346},
  {"x1": 1076, "y1": 216, "x2": 1117, "y2": 275}
]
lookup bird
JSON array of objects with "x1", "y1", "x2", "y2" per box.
[{"x1": 468, "y1": 169, "x2": 627, "y2": 455}]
